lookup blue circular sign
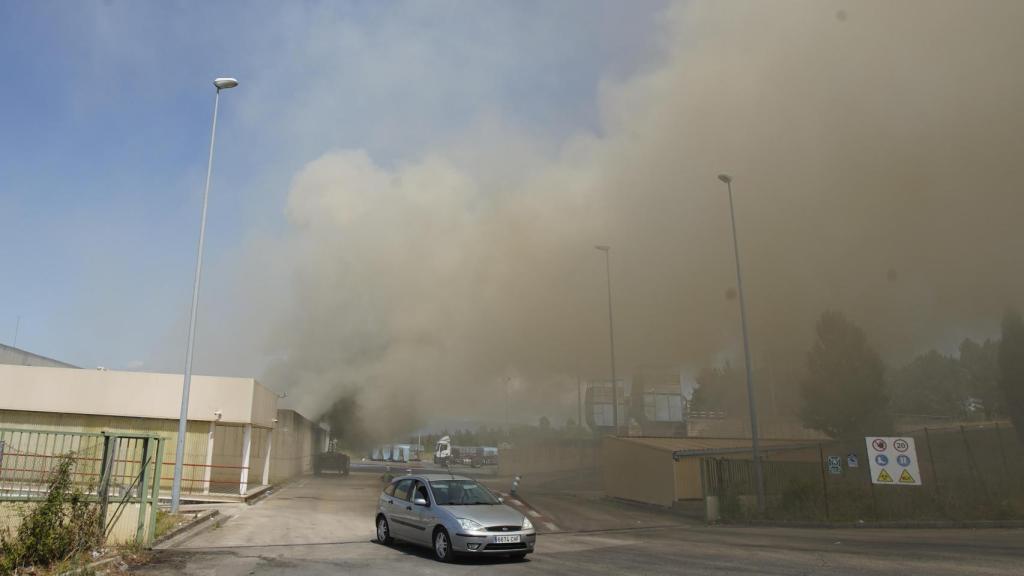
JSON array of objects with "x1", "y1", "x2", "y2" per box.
[
  {"x1": 875, "y1": 454, "x2": 889, "y2": 466},
  {"x1": 897, "y1": 454, "x2": 911, "y2": 467}
]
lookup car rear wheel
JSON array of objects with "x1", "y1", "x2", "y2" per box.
[
  {"x1": 376, "y1": 515, "x2": 393, "y2": 545},
  {"x1": 433, "y1": 528, "x2": 454, "y2": 562}
]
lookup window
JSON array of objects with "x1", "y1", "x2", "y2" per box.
[
  {"x1": 593, "y1": 403, "x2": 615, "y2": 427},
  {"x1": 414, "y1": 482, "x2": 430, "y2": 503},
  {"x1": 644, "y1": 393, "x2": 683, "y2": 422},
  {"x1": 384, "y1": 482, "x2": 397, "y2": 497},
  {"x1": 428, "y1": 479, "x2": 500, "y2": 505},
  {"x1": 394, "y1": 479, "x2": 414, "y2": 501}
]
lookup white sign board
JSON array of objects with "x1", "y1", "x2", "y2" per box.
[
  {"x1": 826, "y1": 456, "x2": 842, "y2": 475},
  {"x1": 865, "y1": 436, "x2": 922, "y2": 486}
]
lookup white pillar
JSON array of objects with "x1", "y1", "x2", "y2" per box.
[
  {"x1": 262, "y1": 430, "x2": 273, "y2": 486},
  {"x1": 240, "y1": 424, "x2": 252, "y2": 496},
  {"x1": 203, "y1": 421, "x2": 215, "y2": 495}
]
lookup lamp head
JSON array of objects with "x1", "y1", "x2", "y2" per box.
[{"x1": 214, "y1": 77, "x2": 239, "y2": 90}]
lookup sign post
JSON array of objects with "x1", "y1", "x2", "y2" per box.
[{"x1": 865, "y1": 436, "x2": 922, "y2": 486}]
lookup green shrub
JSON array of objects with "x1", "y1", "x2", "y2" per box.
[{"x1": 0, "y1": 454, "x2": 102, "y2": 573}]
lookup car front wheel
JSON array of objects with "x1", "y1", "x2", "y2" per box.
[
  {"x1": 376, "y1": 515, "x2": 393, "y2": 545},
  {"x1": 433, "y1": 528, "x2": 454, "y2": 562}
]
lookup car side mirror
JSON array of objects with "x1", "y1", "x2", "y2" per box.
[{"x1": 414, "y1": 497, "x2": 429, "y2": 507}]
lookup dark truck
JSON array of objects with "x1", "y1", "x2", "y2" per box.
[{"x1": 313, "y1": 450, "x2": 351, "y2": 476}]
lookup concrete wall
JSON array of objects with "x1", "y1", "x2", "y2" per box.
[
  {"x1": 602, "y1": 436, "x2": 676, "y2": 507},
  {"x1": 674, "y1": 457, "x2": 703, "y2": 500},
  {"x1": 269, "y1": 409, "x2": 317, "y2": 483},
  {"x1": 498, "y1": 440, "x2": 598, "y2": 476},
  {"x1": 0, "y1": 364, "x2": 276, "y2": 427},
  {"x1": 0, "y1": 409, "x2": 209, "y2": 491},
  {"x1": 0, "y1": 502, "x2": 148, "y2": 545}
]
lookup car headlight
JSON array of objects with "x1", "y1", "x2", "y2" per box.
[
  {"x1": 457, "y1": 518, "x2": 485, "y2": 532},
  {"x1": 522, "y1": 517, "x2": 533, "y2": 530}
]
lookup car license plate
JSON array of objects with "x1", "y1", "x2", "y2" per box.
[{"x1": 494, "y1": 535, "x2": 521, "y2": 544}]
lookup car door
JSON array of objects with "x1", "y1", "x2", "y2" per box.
[
  {"x1": 407, "y1": 480, "x2": 436, "y2": 544},
  {"x1": 388, "y1": 479, "x2": 415, "y2": 540}
]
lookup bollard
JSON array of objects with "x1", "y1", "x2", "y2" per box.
[{"x1": 511, "y1": 474, "x2": 521, "y2": 496}]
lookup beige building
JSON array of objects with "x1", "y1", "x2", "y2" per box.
[
  {"x1": 602, "y1": 436, "x2": 820, "y2": 508},
  {"x1": 0, "y1": 364, "x2": 322, "y2": 498}
]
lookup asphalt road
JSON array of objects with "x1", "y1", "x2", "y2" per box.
[{"x1": 133, "y1": 473, "x2": 1023, "y2": 575}]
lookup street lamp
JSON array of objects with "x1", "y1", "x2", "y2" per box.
[
  {"x1": 595, "y1": 245, "x2": 619, "y2": 434},
  {"x1": 171, "y1": 77, "x2": 239, "y2": 512},
  {"x1": 717, "y1": 173, "x2": 765, "y2": 513}
]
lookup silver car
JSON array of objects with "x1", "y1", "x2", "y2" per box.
[{"x1": 375, "y1": 473, "x2": 536, "y2": 562}]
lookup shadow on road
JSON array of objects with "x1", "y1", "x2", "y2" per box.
[{"x1": 378, "y1": 539, "x2": 532, "y2": 566}]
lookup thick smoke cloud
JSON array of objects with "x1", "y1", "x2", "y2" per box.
[{"x1": 256, "y1": 0, "x2": 1024, "y2": 441}]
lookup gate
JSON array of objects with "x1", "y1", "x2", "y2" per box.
[{"x1": 0, "y1": 428, "x2": 164, "y2": 546}]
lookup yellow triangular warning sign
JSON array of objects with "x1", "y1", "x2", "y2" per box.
[
  {"x1": 877, "y1": 469, "x2": 894, "y2": 483},
  {"x1": 899, "y1": 469, "x2": 915, "y2": 483}
]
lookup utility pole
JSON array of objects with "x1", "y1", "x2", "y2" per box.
[
  {"x1": 577, "y1": 373, "x2": 583, "y2": 430},
  {"x1": 717, "y1": 173, "x2": 765, "y2": 513},
  {"x1": 595, "y1": 245, "x2": 619, "y2": 434}
]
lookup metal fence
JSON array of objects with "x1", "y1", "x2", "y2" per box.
[
  {"x1": 702, "y1": 422, "x2": 1023, "y2": 522},
  {"x1": 0, "y1": 428, "x2": 164, "y2": 546}
]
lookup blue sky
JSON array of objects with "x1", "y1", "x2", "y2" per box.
[{"x1": 0, "y1": 0, "x2": 669, "y2": 370}]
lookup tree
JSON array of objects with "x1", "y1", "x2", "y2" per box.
[
  {"x1": 890, "y1": 350, "x2": 969, "y2": 419},
  {"x1": 690, "y1": 363, "x2": 745, "y2": 415},
  {"x1": 997, "y1": 310, "x2": 1024, "y2": 446},
  {"x1": 960, "y1": 337, "x2": 1002, "y2": 419},
  {"x1": 799, "y1": 311, "x2": 891, "y2": 439}
]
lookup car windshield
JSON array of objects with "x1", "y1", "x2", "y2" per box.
[{"x1": 429, "y1": 479, "x2": 500, "y2": 505}]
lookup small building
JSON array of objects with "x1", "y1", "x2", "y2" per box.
[{"x1": 602, "y1": 436, "x2": 819, "y2": 508}]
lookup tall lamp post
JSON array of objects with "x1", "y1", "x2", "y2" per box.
[
  {"x1": 171, "y1": 77, "x2": 239, "y2": 513},
  {"x1": 717, "y1": 173, "x2": 765, "y2": 513},
  {"x1": 595, "y1": 245, "x2": 619, "y2": 434}
]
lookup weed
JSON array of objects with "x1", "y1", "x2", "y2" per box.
[{"x1": 0, "y1": 455, "x2": 102, "y2": 574}]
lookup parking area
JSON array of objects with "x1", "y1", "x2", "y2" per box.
[{"x1": 133, "y1": 472, "x2": 1024, "y2": 575}]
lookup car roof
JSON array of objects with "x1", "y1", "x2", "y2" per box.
[{"x1": 393, "y1": 473, "x2": 475, "y2": 482}]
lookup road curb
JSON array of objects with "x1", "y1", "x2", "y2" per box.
[
  {"x1": 152, "y1": 509, "x2": 220, "y2": 549},
  {"x1": 721, "y1": 519, "x2": 1024, "y2": 530}
]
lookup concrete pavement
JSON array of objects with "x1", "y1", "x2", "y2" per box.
[{"x1": 133, "y1": 472, "x2": 1024, "y2": 575}]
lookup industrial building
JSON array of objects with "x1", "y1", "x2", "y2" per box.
[
  {"x1": 0, "y1": 362, "x2": 324, "y2": 499},
  {"x1": 0, "y1": 342, "x2": 78, "y2": 368}
]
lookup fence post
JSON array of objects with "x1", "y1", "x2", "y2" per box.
[
  {"x1": 136, "y1": 438, "x2": 152, "y2": 545},
  {"x1": 960, "y1": 424, "x2": 993, "y2": 508},
  {"x1": 147, "y1": 438, "x2": 165, "y2": 546},
  {"x1": 994, "y1": 422, "x2": 1010, "y2": 482},
  {"x1": 818, "y1": 443, "x2": 830, "y2": 521},
  {"x1": 923, "y1": 427, "x2": 943, "y2": 512},
  {"x1": 97, "y1": 435, "x2": 117, "y2": 534}
]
